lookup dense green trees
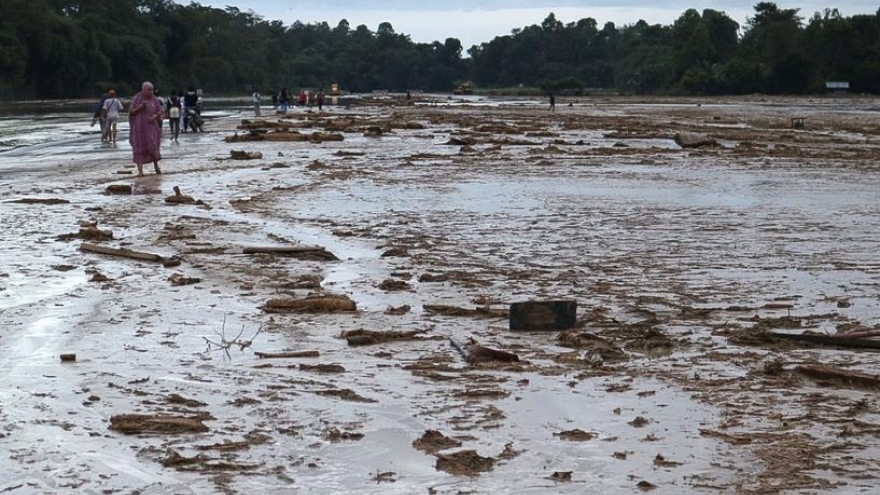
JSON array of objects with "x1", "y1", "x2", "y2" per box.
[{"x1": 1, "y1": 1, "x2": 879, "y2": 99}]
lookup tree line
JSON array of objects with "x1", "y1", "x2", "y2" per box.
[{"x1": 1, "y1": 0, "x2": 878, "y2": 100}]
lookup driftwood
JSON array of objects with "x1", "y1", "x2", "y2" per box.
[
  {"x1": 770, "y1": 332, "x2": 880, "y2": 350},
  {"x1": 423, "y1": 304, "x2": 507, "y2": 319},
  {"x1": 836, "y1": 329, "x2": 880, "y2": 339},
  {"x1": 262, "y1": 294, "x2": 357, "y2": 313},
  {"x1": 230, "y1": 150, "x2": 263, "y2": 160},
  {"x1": 340, "y1": 328, "x2": 430, "y2": 346},
  {"x1": 6, "y1": 197, "x2": 69, "y2": 204},
  {"x1": 254, "y1": 350, "x2": 320, "y2": 359},
  {"x1": 795, "y1": 364, "x2": 880, "y2": 390},
  {"x1": 109, "y1": 414, "x2": 209, "y2": 434},
  {"x1": 449, "y1": 338, "x2": 520, "y2": 364},
  {"x1": 80, "y1": 242, "x2": 181, "y2": 267},
  {"x1": 105, "y1": 184, "x2": 133, "y2": 195},
  {"x1": 243, "y1": 245, "x2": 338, "y2": 261},
  {"x1": 673, "y1": 132, "x2": 718, "y2": 148}
]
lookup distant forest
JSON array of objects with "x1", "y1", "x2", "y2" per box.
[{"x1": 1, "y1": 0, "x2": 879, "y2": 99}]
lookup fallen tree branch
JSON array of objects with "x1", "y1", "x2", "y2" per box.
[
  {"x1": 203, "y1": 316, "x2": 263, "y2": 359},
  {"x1": 254, "y1": 350, "x2": 320, "y2": 359},
  {"x1": 80, "y1": 242, "x2": 181, "y2": 267}
]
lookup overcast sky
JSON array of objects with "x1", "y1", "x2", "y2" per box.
[{"x1": 194, "y1": 1, "x2": 879, "y2": 48}]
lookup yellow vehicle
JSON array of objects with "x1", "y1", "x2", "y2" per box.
[{"x1": 453, "y1": 82, "x2": 474, "y2": 95}]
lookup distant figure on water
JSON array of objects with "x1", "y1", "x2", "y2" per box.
[
  {"x1": 548, "y1": 93, "x2": 556, "y2": 112},
  {"x1": 317, "y1": 89, "x2": 325, "y2": 111},
  {"x1": 279, "y1": 88, "x2": 291, "y2": 114},
  {"x1": 128, "y1": 81, "x2": 163, "y2": 176},
  {"x1": 252, "y1": 88, "x2": 262, "y2": 117}
]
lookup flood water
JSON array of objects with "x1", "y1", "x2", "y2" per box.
[{"x1": 2, "y1": 95, "x2": 880, "y2": 494}]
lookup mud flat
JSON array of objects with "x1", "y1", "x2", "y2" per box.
[{"x1": 2, "y1": 95, "x2": 880, "y2": 494}]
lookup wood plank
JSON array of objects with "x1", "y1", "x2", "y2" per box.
[{"x1": 770, "y1": 332, "x2": 880, "y2": 350}]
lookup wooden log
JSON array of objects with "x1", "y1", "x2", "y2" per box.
[
  {"x1": 509, "y1": 300, "x2": 577, "y2": 331},
  {"x1": 254, "y1": 350, "x2": 320, "y2": 359},
  {"x1": 262, "y1": 294, "x2": 357, "y2": 313},
  {"x1": 795, "y1": 364, "x2": 880, "y2": 389},
  {"x1": 673, "y1": 132, "x2": 718, "y2": 148},
  {"x1": 770, "y1": 331, "x2": 880, "y2": 350},
  {"x1": 243, "y1": 245, "x2": 338, "y2": 260},
  {"x1": 80, "y1": 242, "x2": 164, "y2": 262},
  {"x1": 449, "y1": 338, "x2": 520, "y2": 364},
  {"x1": 836, "y1": 329, "x2": 880, "y2": 339}
]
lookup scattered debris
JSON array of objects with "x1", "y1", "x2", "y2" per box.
[
  {"x1": 449, "y1": 338, "x2": 520, "y2": 364},
  {"x1": 243, "y1": 245, "x2": 338, "y2": 261},
  {"x1": 795, "y1": 364, "x2": 880, "y2": 390},
  {"x1": 424, "y1": 304, "x2": 507, "y2": 319},
  {"x1": 770, "y1": 331, "x2": 880, "y2": 350},
  {"x1": 673, "y1": 132, "x2": 718, "y2": 148},
  {"x1": 6, "y1": 197, "x2": 69, "y2": 204},
  {"x1": 262, "y1": 294, "x2": 357, "y2": 313},
  {"x1": 79, "y1": 242, "x2": 181, "y2": 267},
  {"x1": 105, "y1": 184, "x2": 133, "y2": 195},
  {"x1": 412, "y1": 430, "x2": 463, "y2": 454},
  {"x1": 230, "y1": 150, "x2": 263, "y2": 160},
  {"x1": 341, "y1": 328, "x2": 432, "y2": 346},
  {"x1": 434, "y1": 450, "x2": 495, "y2": 476},
  {"x1": 254, "y1": 350, "x2": 320, "y2": 359},
  {"x1": 108, "y1": 413, "x2": 211, "y2": 434},
  {"x1": 554, "y1": 429, "x2": 597, "y2": 441},
  {"x1": 165, "y1": 185, "x2": 209, "y2": 207},
  {"x1": 169, "y1": 273, "x2": 201, "y2": 286}
]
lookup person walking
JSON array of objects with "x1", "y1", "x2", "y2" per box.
[
  {"x1": 101, "y1": 90, "x2": 124, "y2": 143},
  {"x1": 548, "y1": 93, "x2": 556, "y2": 112},
  {"x1": 252, "y1": 88, "x2": 262, "y2": 117},
  {"x1": 92, "y1": 92, "x2": 108, "y2": 141},
  {"x1": 316, "y1": 89, "x2": 325, "y2": 111},
  {"x1": 279, "y1": 88, "x2": 290, "y2": 115},
  {"x1": 167, "y1": 91, "x2": 181, "y2": 143},
  {"x1": 128, "y1": 81, "x2": 164, "y2": 176}
]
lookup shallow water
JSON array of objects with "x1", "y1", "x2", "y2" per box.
[{"x1": 2, "y1": 96, "x2": 880, "y2": 494}]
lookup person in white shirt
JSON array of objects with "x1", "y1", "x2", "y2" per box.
[
  {"x1": 101, "y1": 90, "x2": 125, "y2": 143},
  {"x1": 252, "y1": 89, "x2": 262, "y2": 117}
]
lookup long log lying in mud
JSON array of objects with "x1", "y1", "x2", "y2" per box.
[
  {"x1": 254, "y1": 350, "x2": 320, "y2": 359},
  {"x1": 795, "y1": 364, "x2": 880, "y2": 390},
  {"x1": 770, "y1": 331, "x2": 880, "y2": 350},
  {"x1": 243, "y1": 245, "x2": 338, "y2": 261},
  {"x1": 80, "y1": 242, "x2": 181, "y2": 267}
]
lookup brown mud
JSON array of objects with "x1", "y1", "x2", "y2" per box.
[{"x1": 2, "y1": 95, "x2": 880, "y2": 494}]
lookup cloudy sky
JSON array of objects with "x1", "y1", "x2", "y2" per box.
[{"x1": 195, "y1": 1, "x2": 879, "y2": 48}]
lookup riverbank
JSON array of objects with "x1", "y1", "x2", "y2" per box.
[{"x1": 2, "y1": 96, "x2": 880, "y2": 494}]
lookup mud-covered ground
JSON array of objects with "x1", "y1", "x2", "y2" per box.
[{"x1": 2, "y1": 95, "x2": 880, "y2": 494}]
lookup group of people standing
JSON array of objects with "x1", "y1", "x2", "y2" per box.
[
  {"x1": 265, "y1": 88, "x2": 326, "y2": 116},
  {"x1": 91, "y1": 83, "x2": 204, "y2": 177}
]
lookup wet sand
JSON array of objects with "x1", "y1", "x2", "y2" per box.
[{"x1": 2, "y1": 95, "x2": 880, "y2": 494}]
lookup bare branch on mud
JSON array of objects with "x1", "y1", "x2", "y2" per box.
[{"x1": 203, "y1": 315, "x2": 263, "y2": 359}]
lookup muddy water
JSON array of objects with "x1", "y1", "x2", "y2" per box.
[{"x1": 2, "y1": 96, "x2": 880, "y2": 494}]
